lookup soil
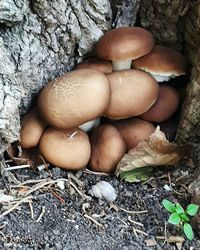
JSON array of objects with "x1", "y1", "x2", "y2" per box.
[{"x1": 0, "y1": 159, "x2": 200, "y2": 250}]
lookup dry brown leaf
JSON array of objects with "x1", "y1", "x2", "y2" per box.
[
  {"x1": 115, "y1": 126, "x2": 191, "y2": 176},
  {"x1": 6, "y1": 143, "x2": 45, "y2": 169}
]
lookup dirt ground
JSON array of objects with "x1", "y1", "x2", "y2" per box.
[{"x1": 0, "y1": 156, "x2": 200, "y2": 250}]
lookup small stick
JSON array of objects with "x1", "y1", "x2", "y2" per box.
[
  {"x1": 68, "y1": 173, "x2": 84, "y2": 187},
  {"x1": 51, "y1": 190, "x2": 65, "y2": 203},
  {"x1": 118, "y1": 206, "x2": 148, "y2": 214},
  {"x1": 83, "y1": 169, "x2": 109, "y2": 176},
  {"x1": 0, "y1": 196, "x2": 33, "y2": 219},
  {"x1": 84, "y1": 214, "x2": 104, "y2": 228},
  {"x1": 134, "y1": 228, "x2": 148, "y2": 236},
  {"x1": 116, "y1": 218, "x2": 129, "y2": 228},
  {"x1": 28, "y1": 201, "x2": 34, "y2": 219},
  {"x1": 36, "y1": 206, "x2": 45, "y2": 223},
  {"x1": 10, "y1": 178, "x2": 50, "y2": 188},
  {"x1": 0, "y1": 231, "x2": 6, "y2": 240},
  {"x1": 4, "y1": 165, "x2": 31, "y2": 171},
  {"x1": 128, "y1": 216, "x2": 144, "y2": 227}
]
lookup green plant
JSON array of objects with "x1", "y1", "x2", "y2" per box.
[{"x1": 162, "y1": 199, "x2": 199, "y2": 241}]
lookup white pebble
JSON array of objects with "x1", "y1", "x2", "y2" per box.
[{"x1": 88, "y1": 181, "x2": 117, "y2": 202}]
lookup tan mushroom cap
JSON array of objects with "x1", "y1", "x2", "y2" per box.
[
  {"x1": 37, "y1": 69, "x2": 111, "y2": 129},
  {"x1": 75, "y1": 58, "x2": 113, "y2": 74},
  {"x1": 96, "y1": 27, "x2": 155, "y2": 61},
  {"x1": 105, "y1": 69, "x2": 159, "y2": 119},
  {"x1": 20, "y1": 108, "x2": 46, "y2": 148},
  {"x1": 132, "y1": 45, "x2": 187, "y2": 76},
  {"x1": 140, "y1": 85, "x2": 180, "y2": 122},
  {"x1": 39, "y1": 127, "x2": 91, "y2": 170},
  {"x1": 113, "y1": 118, "x2": 155, "y2": 150},
  {"x1": 89, "y1": 124, "x2": 126, "y2": 173}
]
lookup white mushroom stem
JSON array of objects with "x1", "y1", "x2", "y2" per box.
[
  {"x1": 149, "y1": 73, "x2": 177, "y2": 82},
  {"x1": 79, "y1": 118, "x2": 100, "y2": 132},
  {"x1": 112, "y1": 59, "x2": 132, "y2": 71}
]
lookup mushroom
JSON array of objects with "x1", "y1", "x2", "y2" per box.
[
  {"x1": 140, "y1": 85, "x2": 180, "y2": 122},
  {"x1": 105, "y1": 69, "x2": 159, "y2": 119},
  {"x1": 89, "y1": 124, "x2": 126, "y2": 173},
  {"x1": 96, "y1": 27, "x2": 155, "y2": 71},
  {"x1": 132, "y1": 45, "x2": 187, "y2": 82},
  {"x1": 78, "y1": 118, "x2": 100, "y2": 132},
  {"x1": 37, "y1": 69, "x2": 110, "y2": 129},
  {"x1": 113, "y1": 118, "x2": 155, "y2": 150},
  {"x1": 39, "y1": 127, "x2": 91, "y2": 170},
  {"x1": 75, "y1": 58, "x2": 113, "y2": 74},
  {"x1": 20, "y1": 108, "x2": 46, "y2": 148}
]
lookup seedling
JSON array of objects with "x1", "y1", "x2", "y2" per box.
[{"x1": 162, "y1": 199, "x2": 199, "y2": 240}]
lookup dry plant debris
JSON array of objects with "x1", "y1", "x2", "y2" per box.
[{"x1": 116, "y1": 126, "x2": 190, "y2": 182}]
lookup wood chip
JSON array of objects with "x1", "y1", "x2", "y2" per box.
[{"x1": 145, "y1": 239, "x2": 157, "y2": 247}]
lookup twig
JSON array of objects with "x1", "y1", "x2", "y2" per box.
[
  {"x1": 133, "y1": 228, "x2": 148, "y2": 236},
  {"x1": 36, "y1": 206, "x2": 45, "y2": 223},
  {"x1": 28, "y1": 201, "x2": 34, "y2": 219},
  {"x1": 128, "y1": 216, "x2": 144, "y2": 227},
  {"x1": 0, "y1": 231, "x2": 6, "y2": 240},
  {"x1": 51, "y1": 190, "x2": 65, "y2": 203},
  {"x1": 10, "y1": 178, "x2": 50, "y2": 188},
  {"x1": 68, "y1": 173, "x2": 84, "y2": 187},
  {"x1": 0, "y1": 196, "x2": 33, "y2": 219},
  {"x1": 84, "y1": 214, "x2": 104, "y2": 227},
  {"x1": 118, "y1": 206, "x2": 148, "y2": 214},
  {"x1": 83, "y1": 169, "x2": 109, "y2": 176},
  {"x1": 116, "y1": 218, "x2": 129, "y2": 228},
  {"x1": 4, "y1": 165, "x2": 31, "y2": 171}
]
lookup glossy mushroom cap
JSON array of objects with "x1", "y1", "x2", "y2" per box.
[
  {"x1": 113, "y1": 118, "x2": 155, "y2": 150},
  {"x1": 39, "y1": 127, "x2": 91, "y2": 170},
  {"x1": 96, "y1": 27, "x2": 155, "y2": 70},
  {"x1": 37, "y1": 69, "x2": 110, "y2": 129},
  {"x1": 89, "y1": 124, "x2": 126, "y2": 173},
  {"x1": 75, "y1": 58, "x2": 113, "y2": 74},
  {"x1": 140, "y1": 85, "x2": 180, "y2": 122},
  {"x1": 132, "y1": 45, "x2": 187, "y2": 82},
  {"x1": 20, "y1": 108, "x2": 46, "y2": 148},
  {"x1": 105, "y1": 69, "x2": 159, "y2": 119}
]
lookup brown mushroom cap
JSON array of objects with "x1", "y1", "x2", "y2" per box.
[
  {"x1": 96, "y1": 27, "x2": 155, "y2": 61},
  {"x1": 89, "y1": 124, "x2": 126, "y2": 173},
  {"x1": 140, "y1": 85, "x2": 180, "y2": 122},
  {"x1": 75, "y1": 58, "x2": 113, "y2": 74},
  {"x1": 20, "y1": 108, "x2": 46, "y2": 148},
  {"x1": 132, "y1": 45, "x2": 187, "y2": 77},
  {"x1": 37, "y1": 69, "x2": 110, "y2": 129},
  {"x1": 39, "y1": 127, "x2": 91, "y2": 170},
  {"x1": 113, "y1": 118, "x2": 155, "y2": 150},
  {"x1": 105, "y1": 69, "x2": 159, "y2": 119}
]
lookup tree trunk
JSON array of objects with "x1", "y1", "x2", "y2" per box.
[{"x1": 0, "y1": 1, "x2": 199, "y2": 189}]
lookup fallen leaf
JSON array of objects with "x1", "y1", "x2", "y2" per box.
[
  {"x1": 120, "y1": 167, "x2": 153, "y2": 182},
  {"x1": 6, "y1": 143, "x2": 46, "y2": 169},
  {"x1": 116, "y1": 126, "x2": 190, "y2": 177}
]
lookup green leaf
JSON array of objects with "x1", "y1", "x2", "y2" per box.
[
  {"x1": 186, "y1": 204, "x2": 199, "y2": 216},
  {"x1": 175, "y1": 203, "x2": 185, "y2": 214},
  {"x1": 120, "y1": 167, "x2": 153, "y2": 183},
  {"x1": 183, "y1": 223, "x2": 194, "y2": 240},
  {"x1": 162, "y1": 199, "x2": 176, "y2": 213},
  {"x1": 180, "y1": 213, "x2": 190, "y2": 222},
  {"x1": 168, "y1": 212, "x2": 181, "y2": 225}
]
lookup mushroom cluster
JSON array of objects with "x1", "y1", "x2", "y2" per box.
[{"x1": 18, "y1": 26, "x2": 187, "y2": 173}]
